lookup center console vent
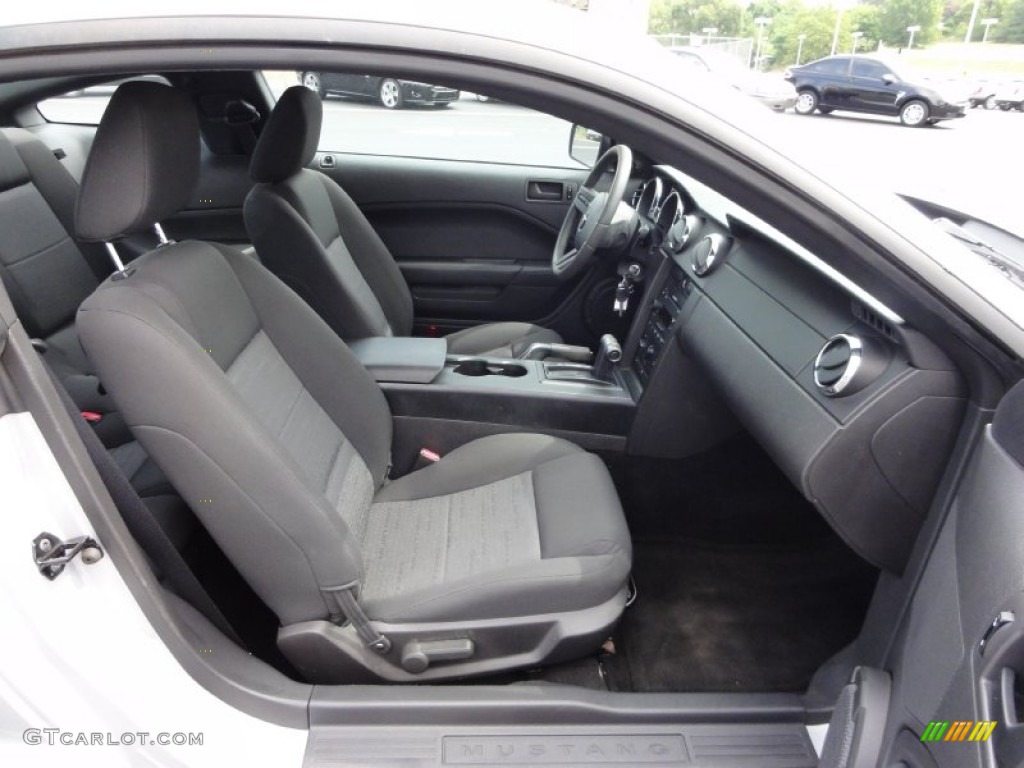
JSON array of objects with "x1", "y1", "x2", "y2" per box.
[{"x1": 813, "y1": 333, "x2": 889, "y2": 397}]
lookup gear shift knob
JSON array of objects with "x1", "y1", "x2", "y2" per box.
[{"x1": 592, "y1": 334, "x2": 622, "y2": 380}]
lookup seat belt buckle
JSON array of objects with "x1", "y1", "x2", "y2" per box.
[
  {"x1": 413, "y1": 447, "x2": 441, "y2": 472},
  {"x1": 81, "y1": 411, "x2": 103, "y2": 424}
]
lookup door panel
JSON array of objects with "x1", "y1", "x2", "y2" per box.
[
  {"x1": 848, "y1": 61, "x2": 899, "y2": 115},
  {"x1": 867, "y1": 381, "x2": 1024, "y2": 767},
  {"x1": 314, "y1": 151, "x2": 589, "y2": 333},
  {"x1": 847, "y1": 77, "x2": 899, "y2": 114},
  {"x1": 323, "y1": 72, "x2": 370, "y2": 97}
]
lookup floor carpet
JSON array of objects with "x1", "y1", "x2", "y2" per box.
[{"x1": 602, "y1": 537, "x2": 877, "y2": 692}]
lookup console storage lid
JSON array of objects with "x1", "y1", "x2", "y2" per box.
[{"x1": 348, "y1": 337, "x2": 447, "y2": 384}]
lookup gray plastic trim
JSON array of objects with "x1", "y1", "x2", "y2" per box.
[
  {"x1": 279, "y1": 590, "x2": 627, "y2": 683},
  {"x1": 348, "y1": 337, "x2": 447, "y2": 384},
  {"x1": 303, "y1": 722, "x2": 817, "y2": 767}
]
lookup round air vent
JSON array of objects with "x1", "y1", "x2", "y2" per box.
[
  {"x1": 691, "y1": 233, "x2": 725, "y2": 276},
  {"x1": 669, "y1": 214, "x2": 700, "y2": 253},
  {"x1": 813, "y1": 335, "x2": 862, "y2": 396},
  {"x1": 814, "y1": 330, "x2": 894, "y2": 399}
]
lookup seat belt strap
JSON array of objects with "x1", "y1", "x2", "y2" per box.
[
  {"x1": 44, "y1": 366, "x2": 248, "y2": 650},
  {"x1": 324, "y1": 584, "x2": 391, "y2": 654}
]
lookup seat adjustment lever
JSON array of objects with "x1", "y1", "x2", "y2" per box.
[{"x1": 401, "y1": 638, "x2": 475, "y2": 673}]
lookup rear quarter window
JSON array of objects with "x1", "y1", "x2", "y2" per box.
[{"x1": 805, "y1": 59, "x2": 849, "y2": 76}]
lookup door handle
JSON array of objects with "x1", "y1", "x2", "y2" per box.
[
  {"x1": 526, "y1": 180, "x2": 567, "y2": 202},
  {"x1": 977, "y1": 596, "x2": 1024, "y2": 765}
]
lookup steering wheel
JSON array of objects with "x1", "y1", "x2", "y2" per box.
[{"x1": 552, "y1": 144, "x2": 634, "y2": 281}]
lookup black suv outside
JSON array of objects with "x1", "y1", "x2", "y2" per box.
[{"x1": 784, "y1": 55, "x2": 968, "y2": 127}]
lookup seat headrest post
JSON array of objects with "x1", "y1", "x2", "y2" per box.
[
  {"x1": 103, "y1": 242, "x2": 134, "y2": 281},
  {"x1": 154, "y1": 223, "x2": 171, "y2": 246}
]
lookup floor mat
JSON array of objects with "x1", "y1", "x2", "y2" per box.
[{"x1": 604, "y1": 538, "x2": 878, "y2": 693}]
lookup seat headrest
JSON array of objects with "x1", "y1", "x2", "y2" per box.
[
  {"x1": 75, "y1": 81, "x2": 199, "y2": 243},
  {"x1": 250, "y1": 85, "x2": 322, "y2": 184}
]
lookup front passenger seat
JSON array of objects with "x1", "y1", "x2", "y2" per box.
[
  {"x1": 243, "y1": 85, "x2": 563, "y2": 358},
  {"x1": 76, "y1": 82, "x2": 632, "y2": 682}
]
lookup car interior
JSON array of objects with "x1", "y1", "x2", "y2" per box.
[{"x1": 1, "y1": 57, "x2": 1022, "y2": 767}]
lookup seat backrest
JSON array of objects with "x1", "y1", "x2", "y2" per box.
[
  {"x1": 76, "y1": 82, "x2": 394, "y2": 625},
  {"x1": 0, "y1": 128, "x2": 108, "y2": 341},
  {"x1": 0, "y1": 128, "x2": 138, "y2": 443},
  {"x1": 244, "y1": 86, "x2": 414, "y2": 341}
]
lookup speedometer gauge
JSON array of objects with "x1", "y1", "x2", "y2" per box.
[{"x1": 634, "y1": 177, "x2": 663, "y2": 220}]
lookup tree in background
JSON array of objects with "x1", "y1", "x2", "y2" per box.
[
  {"x1": 648, "y1": 0, "x2": 747, "y2": 37},
  {"x1": 768, "y1": 2, "x2": 839, "y2": 65},
  {"x1": 766, "y1": 1, "x2": 879, "y2": 66},
  {"x1": 848, "y1": 3, "x2": 882, "y2": 49},
  {"x1": 872, "y1": 0, "x2": 943, "y2": 47},
  {"x1": 992, "y1": 0, "x2": 1024, "y2": 42}
]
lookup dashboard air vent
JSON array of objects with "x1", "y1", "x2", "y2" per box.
[
  {"x1": 814, "y1": 335, "x2": 860, "y2": 396},
  {"x1": 813, "y1": 332, "x2": 895, "y2": 398},
  {"x1": 860, "y1": 306, "x2": 896, "y2": 342},
  {"x1": 691, "y1": 233, "x2": 725, "y2": 276}
]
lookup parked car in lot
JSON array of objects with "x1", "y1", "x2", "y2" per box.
[
  {"x1": 300, "y1": 71, "x2": 460, "y2": 108},
  {"x1": 967, "y1": 79, "x2": 998, "y2": 109},
  {"x1": 995, "y1": 80, "x2": 1024, "y2": 111},
  {"x1": 785, "y1": 54, "x2": 968, "y2": 126},
  {"x1": 670, "y1": 46, "x2": 797, "y2": 111},
  {"x1": 1, "y1": 5, "x2": 1023, "y2": 768}
]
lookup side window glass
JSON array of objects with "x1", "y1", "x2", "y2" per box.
[
  {"x1": 272, "y1": 71, "x2": 582, "y2": 168},
  {"x1": 823, "y1": 58, "x2": 849, "y2": 75},
  {"x1": 852, "y1": 61, "x2": 887, "y2": 79},
  {"x1": 37, "y1": 75, "x2": 170, "y2": 124}
]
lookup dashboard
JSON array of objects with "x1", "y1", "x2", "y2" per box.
[{"x1": 619, "y1": 166, "x2": 966, "y2": 575}]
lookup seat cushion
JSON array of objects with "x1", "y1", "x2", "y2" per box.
[
  {"x1": 358, "y1": 433, "x2": 632, "y2": 623},
  {"x1": 444, "y1": 322, "x2": 562, "y2": 358}
]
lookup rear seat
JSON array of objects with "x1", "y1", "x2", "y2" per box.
[{"x1": 0, "y1": 126, "x2": 196, "y2": 549}]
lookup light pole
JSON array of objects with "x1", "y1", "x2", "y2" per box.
[
  {"x1": 964, "y1": 0, "x2": 982, "y2": 42},
  {"x1": 830, "y1": 7, "x2": 844, "y2": 55},
  {"x1": 754, "y1": 16, "x2": 771, "y2": 70},
  {"x1": 906, "y1": 24, "x2": 921, "y2": 50},
  {"x1": 796, "y1": 33, "x2": 806, "y2": 65},
  {"x1": 851, "y1": 31, "x2": 863, "y2": 54},
  {"x1": 981, "y1": 18, "x2": 998, "y2": 42},
  {"x1": 702, "y1": 27, "x2": 718, "y2": 46}
]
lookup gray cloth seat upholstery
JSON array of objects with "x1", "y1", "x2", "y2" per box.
[
  {"x1": 0, "y1": 127, "x2": 189, "y2": 510},
  {"x1": 243, "y1": 86, "x2": 562, "y2": 358},
  {"x1": 75, "y1": 82, "x2": 630, "y2": 680}
]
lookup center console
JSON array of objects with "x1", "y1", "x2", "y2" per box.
[
  {"x1": 346, "y1": 255, "x2": 710, "y2": 473},
  {"x1": 348, "y1": 336, "x2": 637, "y2": 475},
  {"x1": 632, "y1": 264, "x2": 690, "y2": 386}
]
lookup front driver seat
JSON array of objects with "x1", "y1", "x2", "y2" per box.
[
  {"x1": 243, "y1": 85, "x2": 564, "y2": 358},
  {"x1": 76, "y1": 82, "x2": 631, "y2": 682}
]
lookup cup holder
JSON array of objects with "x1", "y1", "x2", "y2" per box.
[{"x1": 452, "y1": 359, "x2": 528, "y2": 378}]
